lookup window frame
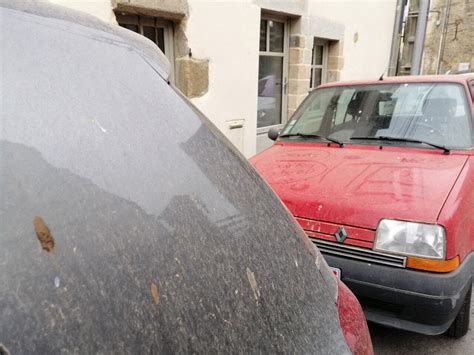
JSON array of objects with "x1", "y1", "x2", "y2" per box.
[
  {"x1": 468, "y1": 79, "x2": 474, "y2": 101},
  {"x1": 310, "y1": 39, "x2": 328, "y2": 89},
  {"x1": 257, "y1": 14, "x2": 289, "y2": 135},
  {"x1": 115, "y1": 13, "x2": 175, "y2": 83}
]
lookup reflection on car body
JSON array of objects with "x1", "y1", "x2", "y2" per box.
[{"x1": 0, "y1": 1, "x2": 372, "y2": 354}]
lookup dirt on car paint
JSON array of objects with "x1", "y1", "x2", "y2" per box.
[
  {"x1": 150, "y1": 282, "x2": 160, "y2": 305},
  {"x1": 33, "y1": 216, "x2": 54, "y2": 252},
  {"x1": 246, "y1": 267, "x2": 260, "y2": 302}
]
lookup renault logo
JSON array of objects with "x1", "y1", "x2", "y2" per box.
[{"x1": 335, "y1": 227, "x2": 348, "y2": 243}]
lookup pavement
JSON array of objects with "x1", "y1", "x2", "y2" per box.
[{"x1": 370, "y1": 296, "x2": 474, "y2": 354}]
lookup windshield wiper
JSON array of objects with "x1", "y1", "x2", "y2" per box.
[
  {"x1": 279, "y1": 133, "x2": 344, "y2": 147},
  {"x1": 350, "y1": 136, "x2": 450, "y2": 154}
]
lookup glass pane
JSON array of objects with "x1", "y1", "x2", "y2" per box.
[
  {"x1": 119, "y1": 23, "x2": 138, "y2": 33},
  {"x1": 260, "y1": 20, "x2": 267, "y2": 51},
  {"x1": 334, "y1": 89, "x2": 356, "y2": 125},
  {"x1": 157, "y1": 27, "x2": 166, "y2": 54},
  {"x1": 143, "y1": 26, "x2": 156, "y2": 43},
  {"x1": 285, "y1": 83, "x2": 472, "y2": 148},
  {"x1": 313, "y1": 44, "x2": 323, "y2": 65},
  {"x1": 312, "y1": 68, "x2": 322, "y2": 88},
  {"x1": 257, "y1": 56, "x2": 283, "y2": 128},
  {"x1": 284, "y1": 90, "x2": 335, "y2": 135},
  {"x1": 269, "y1": 20, "x2": 284, "y2": 52}
]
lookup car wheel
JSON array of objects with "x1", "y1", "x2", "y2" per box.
[{"x1": 447, "y1": 283, "x2": 472, "y2": 339}]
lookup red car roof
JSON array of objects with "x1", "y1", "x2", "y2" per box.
[{"x1": 317, "y1": 74, "x2": 474, "y2": 89}]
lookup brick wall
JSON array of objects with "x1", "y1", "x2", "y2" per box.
[
  {"x1": 288, "y1": 34, "x2": 312, "y2": 118},
  {"x1": 422, "y1": 0, "x2": 474, "y2": 74}
]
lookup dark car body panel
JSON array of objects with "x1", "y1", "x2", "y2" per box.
[
  {"x1": 0, "y1": 4, "x2": 350, "y2": 354},
  {"x1": 326, "y1": 253, "x2": 473, "y2": 335}
]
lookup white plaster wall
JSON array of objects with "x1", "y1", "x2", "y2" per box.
[
  {"x1": 186, "y1": 0, "x2": 261, "y2": 157},
  {"x1": 309, "y1": 0, "x2": 397, "y2": 80},
  {"x1": 50, "y1": 0, "x2": 117, "y2": 23}
]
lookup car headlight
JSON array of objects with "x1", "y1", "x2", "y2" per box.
[{"x1": 374, "y1": 219, "x2": 445, "y2": 259}]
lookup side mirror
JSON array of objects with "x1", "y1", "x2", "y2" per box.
[{"x1": 268, "y1": 127, "x2": 281, "y2": 141}]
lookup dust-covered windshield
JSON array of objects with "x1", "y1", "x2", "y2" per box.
[{"x1": 282, "y1": 83, "x2": 473, "y2": 149}]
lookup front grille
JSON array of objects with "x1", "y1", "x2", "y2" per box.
[{"x1": 310, "y1": 237, "x2": 406, "y2": 268}]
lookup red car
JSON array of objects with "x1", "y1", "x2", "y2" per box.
[
  {"x1": 0, "y1": 1, "x2": 372, "y2": 354},
  {"x1": 251, "y1": 74, "x2": 474, "y2": 338}
]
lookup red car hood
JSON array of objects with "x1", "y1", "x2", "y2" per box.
[{"x1": 251, "y1": 142, "x2": 467, "y2": 230}]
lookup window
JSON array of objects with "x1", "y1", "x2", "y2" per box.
[
  {"x1": 283, "y1": 83, "x2": 472, "y2": 149},
  {"x1": 310, "y1": 39, "x2": 328, "y2": 89},
  {"x1": 257, "y1": 17, "x2": 288, "y2": 129},
  {"x1": 115, "y1": 13, "x2": 174, "y2": 82}
]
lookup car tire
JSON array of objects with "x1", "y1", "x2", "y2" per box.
[{"x1": 447, "y1": 283, "x2": 472, "y2": 339}]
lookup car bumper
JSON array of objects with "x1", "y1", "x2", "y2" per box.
[{"x1": 323, "y1": 252, "x2": 474, "y2": 335}]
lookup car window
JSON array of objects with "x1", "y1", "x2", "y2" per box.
[
  {"x1": 290, "y1": 89, "x2": 335, "y2": 133},
  {"x1": 284, "y1": 83, "x2": 473, "y2": 148}
]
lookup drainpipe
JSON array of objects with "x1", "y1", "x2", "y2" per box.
[
  {"x1": 388, "y1": 0, "x2": 407, "y2": 76},
  {"x1": 436, "y1": 0, "x2": 451, "y2": 74},
  {"x1": 411, "y1": 0, "x2": 430, "y2": 75}
]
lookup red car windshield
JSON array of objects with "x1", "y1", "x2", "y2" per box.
[{"x1": 283, "y1": 83, "x2": 473, "y2": 149}]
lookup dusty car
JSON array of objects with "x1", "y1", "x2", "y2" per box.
[
  {"x1": 0, "y1": 1, "x2": 372, "y2": 354},
  {"x1": 251, "y1": 75, "x2": 474, "y2": 338}
]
